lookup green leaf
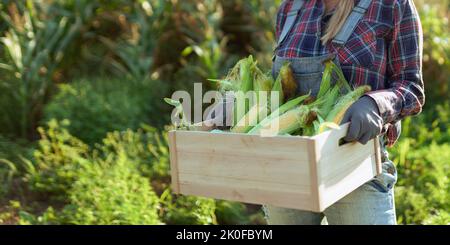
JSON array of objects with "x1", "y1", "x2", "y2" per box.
[
  {"x1": 0, "y1": 63, "x2": 14, "y2": 71},
  {"x1": 163, "y1": 98, "x2": 181, "y2": 107},
  {"x1": 319, "y1": 122, "x2": 340, "y2": 133},
  {"x1": 181, "y1": 46, "x2": 193, "y2": 57}
]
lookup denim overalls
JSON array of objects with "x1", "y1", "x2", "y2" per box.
[{"x1": 263, "y1": 0, "x2": 398, "y2": 225}]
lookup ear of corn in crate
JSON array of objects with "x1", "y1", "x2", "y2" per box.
[{"x1": 164, "y1": 56, "x2": 371, "y2": 136}]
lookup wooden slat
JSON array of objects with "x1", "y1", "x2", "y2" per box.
[
  {"x1": 176, "y1": 151, "x2": 310, "y2": 186},
  {"x1": 168, "y1": 131, "x2": 180, "y2": 193},
  {"x1": 179, "y1": 182, "x2": 314, "y2": 211},
  {"x1": 175, "y1": 131, "x2": 310, "y2": 157},
  {"x1": 179, "y1": 173, "x2": 310, "y2": 193}
]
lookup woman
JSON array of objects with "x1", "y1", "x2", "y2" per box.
[
  {"x1": 263, "y1": 0, "x2": 425, "y2": 225},
  {"x1": 208, "y1": 0, "x2": 424, "y2": 225}
]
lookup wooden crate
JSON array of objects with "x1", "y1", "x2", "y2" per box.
[{"x1": 168, "y1": 123, "x2": 382, "y2": 212}]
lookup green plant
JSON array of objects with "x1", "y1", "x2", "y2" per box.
[
  {"x1": 151, "y1": 0, "x2": 220, "y2": 93},
  {"x1": 390, "y1": 102, "x2": 450, "y2": 225},
  {"x1": 399, "y1": 104, "x2": 450, "y2": 145},
  {"x1": 416, "y1": 0, "x2": 450, "y2": 103},
  {"x1": 213, "y1": 201, "x2": 266, "y2": 225},
  {"x1": 0, "y1": 135, "x2": 33, "y2": 198},
  {"x1": 24, "y1": 119, "x2": 90, "y2": 199},
  {"x1": 181, "y1": 35, "x2": 227, "y2": 82},
  {"x1": 43, "y1": 0, "x2": 141, "y2": 78},
  {"x1": 100, "y1": 1, "x2": 167, "y2": 81},
  {"x1": 388, "y1": 1, "x2": 450, "y2": 224},
  {"x1": 43, "y1": 77, "x2": 168, "y2": 144},
  {"x1": 392, "y1": 142, "x2": 450, "y2": 225},
  {"x1": 394, "y1": 186, "x2": 430, "y2": 224},
  {"x1": 0, "y1": 1, "x2": 87, "y2": 139},
  {"x1": 159, "y1": 189, "x2": 217, "y2": 225},
  {"x1": 218, "y1": 0, "x2": 283, "y2": 70},
  {"x1": 97, "y1": 126, "x2": 170, "y2": 182},
  {"x1": 61, "y1": 152, "x2": 162, "y2": 225},
  {"x1": 0, "y1": 0, "x2": 448, "y2": 226},
  {"x1": 7, "y1": 120, "x2": 216, "y2": 224}
]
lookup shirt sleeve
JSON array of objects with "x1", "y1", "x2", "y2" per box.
[{"x1": 366, "y1": 0, "x2": 425, "y2": 124}]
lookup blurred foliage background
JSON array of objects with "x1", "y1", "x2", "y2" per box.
[{"x1": 0, "y1": 0, "x2": 448, "y2": 225}]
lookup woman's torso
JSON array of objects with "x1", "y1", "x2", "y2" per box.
[{"x1": 275, "y1": 0, "x2": 396, "y2": 90}]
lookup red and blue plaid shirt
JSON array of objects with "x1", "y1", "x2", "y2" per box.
[{"x1": 275, "y1": 0, "x2": 425, "y2": 147}]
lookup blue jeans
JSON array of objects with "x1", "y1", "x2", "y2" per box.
[{"x1": 263, "y1": 161, "x2": 398, "y2": 225}]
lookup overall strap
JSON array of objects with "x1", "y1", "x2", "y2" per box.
[
  {"x1": 277, "y1": 0, "x2": 305, "y2": 47},
  {"x1": 332, "y1": 0, "x2": 372, "y2": 46}
]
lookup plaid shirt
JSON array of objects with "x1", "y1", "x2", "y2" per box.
[{"x1": 275, "y1": 0, "x2": 425, "y2": 147}]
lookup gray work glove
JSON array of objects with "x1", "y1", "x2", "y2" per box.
[
  {"x1": 205, "y1": 93, "x2": 235, "y2": 128},
  {"x1": 340, "y1": 96, "x2": 383, "y2": 145}
]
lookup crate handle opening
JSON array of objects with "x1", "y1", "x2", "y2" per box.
[{"x1": 338, "y1": 137, "x2": 351, "y2": 147}]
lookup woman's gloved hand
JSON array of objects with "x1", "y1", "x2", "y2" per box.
[{"x1": 340, "y1": 96, "x2": 383, "y2": 145}]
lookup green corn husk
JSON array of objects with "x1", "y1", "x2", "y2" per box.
[
  {"x1": 253, "y1": 67, "x2": 273, "y2": 95},
  {"x1": 199, "y1": 56, "x2": 367, "y2": 137},
  {"x1": 224, "y1": 59, "x2": 242, "y2": 89},
  {"x1": 279, "y1": 62, "x2": 297, "y2": 100},
  {"x1": 253, "y1": 66, "x2": 273, "y2": 115},
  {"x1": 271, "y1": 74, "x2": 284, "y2": 111},
  {"x1": 317, "y1": 61, "x2": 333, "y2": 99},
  {"x1": 317, "y1": 60, "x2": 352, "y2": 99},
  {"x1": 254, "y1": 105, "x2": 314, "y2": 136},
  {"x1": 254, "y1": 75, "x2": 273, "y2": 93},
  {"x1": 239, "y1": 56, "x2": 254, "y2": 93},
  {"x1": 164, "y1": 98, "x2": 190, "y2": 129},
  {"x1": 331, "y1": 61, "x2": 352, "y2": 94},
  {"x1": 233, "y1": 56, "x2": 255, "y2": 126},
  {"x1": 248, "y1": 93, "x2": 311, "y2": 134},
  {"x1": 317, "y1": 122, "x2": 340, "y2": 133},
  {"x1": 231, "y1": 103, "x2": 269, "y2": 133},
  {"x1": 208, "y1": 79, "x2": 236, "y2": 92},
  {"x1": 324, "y1": 85, "x2": 372, "y2": 125},
  {"x1": 318, "y1": 85, "x2": 340, "y2": 118}
]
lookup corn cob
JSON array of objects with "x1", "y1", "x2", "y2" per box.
[
  {"x1": 231, "y1": 103, "x2": 268, "y2": 133},
  {"x1": 254, "y1": 77, "x2": 273, "y2": 95},
  {"x1": 256, "y1": 105, "x2": 312, "y2": 136},
  {"x1": 233, "y1": 56, "x2": 255, "y2": 126},
  {"x1": 331, "y1": 61, "x2": 352, "y2": 94},
  {"x1": 253, "y1": 67, "x2": 273, "y2": 114},
  {"x1": 325, "y1": 85, "x2": 372, "y2": 125},
  {"x1": 318, "y1": 85, "x2": 340, "y2": 117},
  {"x1": 253, "y1": 67, "x2": 273, "y2": 92},
  {"x1": 208, "y1": 79, "x2": 236, "y2": 92},
  {"x1": 223, "y1": 61, "x2": 241, "y2": 90},
  {"x1": 271, "y1": 74, "x2": 284, "y2": 111},
  {"x1": 248, "y1": 93, "x2": 311, "y2": 134},
  {"x1": 303, "y1": 120, "x2": 322, "y2": 137},
  {"x1": 317, "y1": 61, "x2": 333, "y2": 99},
  {"x1": 239, "y1": 56, "x2": 254, "y2": 93},
  {"x1": 279, "y1": 62, "x2": 297, "y2": 100}
]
